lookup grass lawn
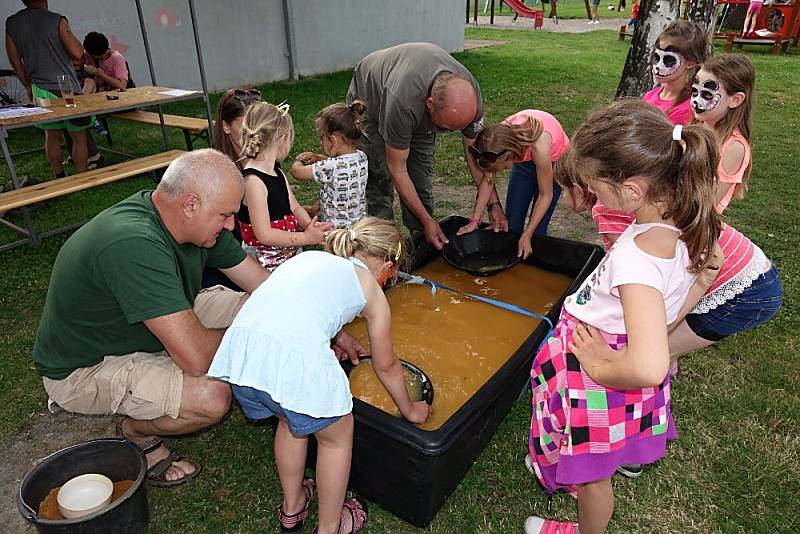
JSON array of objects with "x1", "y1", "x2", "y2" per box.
[{"x1": 1, "y1": 26, "x2": 798, "y2": 533}]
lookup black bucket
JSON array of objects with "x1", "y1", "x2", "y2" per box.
[
  {"x1": 442, "y1": 228, "x2": 521, "y2": 276},
  {"x1": 18, "y1": 438, "x2": 148, "y2": 533}
]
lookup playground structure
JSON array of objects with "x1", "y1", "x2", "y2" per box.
[
  {"x1": 716, "y1": 0, "x2": 800, "y2": 54},
  {"x1": 466, "y1": 0, "x2": 545, "y2": 28}
]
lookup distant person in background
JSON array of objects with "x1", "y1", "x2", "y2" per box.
[
  {"x1": 742, "y1": 0, "x2": 765, "y2": 37},
  {"x1": 5, "y1": 0, "x2": 92, "y2": 176},
  {"x1": 589, "y1": 0, "x2": 601, "y2": 24},
  {"x1": 81, "y1": 31, "x2": 128, "y2": 93},
  {"x1": 627, "y1": 1, "x2": 640, "y2": 30}
]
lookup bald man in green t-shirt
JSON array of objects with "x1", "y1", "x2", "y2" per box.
[{"x1": 32, "y1": 149, "x2": 364, "y2": 487}]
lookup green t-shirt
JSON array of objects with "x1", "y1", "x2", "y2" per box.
[{"x1": 33, "y1": 191, "x2": 246, "y2": 379}]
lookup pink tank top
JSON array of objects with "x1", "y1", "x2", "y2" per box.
[
  {"x1": 716, "y1": 129, "x2": 751, "y2": 212},
  {"x1": 502, "y1": 110, "x2": 570, "y2": 163},
  {"x1": 642, "y1": 86, "x2": 693, "y2": 126},
  {"x1": 709, "y1": 224, "x2": 755, "y2": 293}
]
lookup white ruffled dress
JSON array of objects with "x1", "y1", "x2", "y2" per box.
[{"x1": 208, "y1": 251, "x2": 367, "y2": 418}]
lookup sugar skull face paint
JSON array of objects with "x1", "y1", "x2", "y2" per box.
[
  {"x1": 691, "y1": 77, "x2": 722, "y2": 114},
  {"x1": 651, "y1": 47, "x2": 683, "y2": 77}
]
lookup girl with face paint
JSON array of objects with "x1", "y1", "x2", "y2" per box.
[
  {"x1": 692, "y1": 54, "x2": 754, "y2": 212},
  {"x1": 642, "y1": 20, "x2": 710, "y2": 127},
  {"x1": 458, "y1": 110, "x2": 570, "y2": 260},
  {"x1": 208, "y1": 217, "x2": 428, "y2": 534},
  {"x1": 592, "y1": 21, "x2": 711, "y2": 251}
]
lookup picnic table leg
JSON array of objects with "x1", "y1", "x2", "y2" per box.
[
  {"x1": 0, "y1": 128, "x2": 39, "y2": 245},
  {"x1": 183, "y1": 129, "x2": 194, "y2": 151}
]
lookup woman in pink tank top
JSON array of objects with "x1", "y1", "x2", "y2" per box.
[{"x1": 459, "y1": 109, "x2": 570, "y2": 260}]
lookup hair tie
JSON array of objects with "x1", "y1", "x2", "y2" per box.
[
  {"x1": 276, "y1": 101, "x2": 290, "y2": 117},
  {"x1": 672, "y1": 125, "x2": 683, "y2": 141},
  {"x1": 349, "y1": 229, "x2": 357, "y2": 240}
]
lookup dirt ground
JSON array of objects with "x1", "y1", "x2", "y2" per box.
[{"x1": 1, "y1": 22, "x2": 609, "y2": 529}]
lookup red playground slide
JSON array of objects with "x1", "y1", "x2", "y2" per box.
[{"x1": 503, "y1": 0, "x2": 544, "y2": 28}]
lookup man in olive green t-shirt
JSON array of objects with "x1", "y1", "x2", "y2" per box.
[
  {"x1": 346, "y1": 42, "x2": 509, "y2": 250},
  {"x1": 34, "y1": 150, "x2": 270, "y2": 487}
]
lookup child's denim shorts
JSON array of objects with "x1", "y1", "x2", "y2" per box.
[
  {"x1": 232, "y1": 384, "x2": 343, "y2": 436},
  {"x1": 686, "y1": 265, "x2": 783, "y2": 341}
]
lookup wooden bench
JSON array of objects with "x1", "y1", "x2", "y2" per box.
[
  {"x1": 109, "y1": 111, "x2": 212, "y2": 150},
  {"x1": 619, "y1": 25, "x2": 633, "y2": 41},
  {"x1": 725, "y1": 32, "x2": 791, "y2": 55},
  {"x1": 0, "y1": 150, "x2": 184, "y2": 212}
]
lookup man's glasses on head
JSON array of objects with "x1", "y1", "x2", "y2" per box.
[{"x1": 468, "y1": 145, "x2": 510, "y2": 168}]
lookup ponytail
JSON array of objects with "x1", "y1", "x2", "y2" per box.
[
  {"x1": 316, "y1": 100, "x2": 368, "y2": 143},
  {"x1": 325, "y1": 217, "x2": 406, "y2": 267},
  {"x1": 668, "y1": 125, "x2": 721, "y2": 272},
  {"x1": 570, "y1": 99, "x2": 720, "y2": 272}
]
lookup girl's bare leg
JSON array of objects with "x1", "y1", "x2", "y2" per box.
[
  {"x1": 315, "y1": 414, "x2": 354, "y2": 534},
  {"x1": 274, "y1": 418, "x2": 309, "y2": 517},
  {"x1": 577, "y1": 477, "x2": 614, "y2": 534}
]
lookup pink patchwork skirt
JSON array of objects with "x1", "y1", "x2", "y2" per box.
[{"x1": 528, "y1": 309, "x2": 677, "y2": 493}]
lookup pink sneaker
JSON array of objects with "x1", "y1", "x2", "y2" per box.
[{"x1": 524, "y1": 516, "x2": 579, "y2": 534}]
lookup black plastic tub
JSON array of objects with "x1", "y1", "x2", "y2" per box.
[
  {"x1": 345, "y1": 216, "x2": 604, "y2": 527},
  {"x1": 18, "y1": 438, "x2": 148, "y2": 533}
]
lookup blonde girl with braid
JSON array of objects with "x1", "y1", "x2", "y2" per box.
[
  {"x1": 209, "y1": 217, "x2": 430, "y2": 534},
  {"x1": 460, "y1": 109, "x2": 570, "y2": 260},
  {"x1": 237, "y1": 101, "x2": 332, "y2": 270}
]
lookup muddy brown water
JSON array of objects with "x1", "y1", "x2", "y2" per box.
[{"x1": 347, "y1": 258, "x2": 571, "y2": 430}]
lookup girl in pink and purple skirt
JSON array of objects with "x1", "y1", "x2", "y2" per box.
[{"x1": 524, "y1": 100, "x2": 722, "y2": 534}]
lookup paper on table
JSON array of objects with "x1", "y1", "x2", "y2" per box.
[
  {"x1": 0, "y1": 106, "x2": 53, "y2": 119},
  {"x1": 157, "y1": 89, "x2": 199, "y2": 97}
]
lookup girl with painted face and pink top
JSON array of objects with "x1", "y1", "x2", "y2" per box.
[
  {"x1": 642, "y1": 21, "x2": 711, "y2": 127},
  {"x1": 459, "y1": 110, "x2": 570, "y2": 259}
]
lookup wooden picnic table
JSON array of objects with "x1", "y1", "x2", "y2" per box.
[{"x1": 0, "y1": 86, "x2": 208, "y2": 252}]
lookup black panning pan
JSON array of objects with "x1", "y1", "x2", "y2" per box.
[{"x1": 442, "y1": 229, "x2": 521, "y2": 276}]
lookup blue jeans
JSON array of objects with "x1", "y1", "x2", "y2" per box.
[
  {"x1": 504, "y1": 161, "x2": 562, "y2": 235},
  {"x1": 686, "y1": 265, "x2": 783, "y2": 341}
]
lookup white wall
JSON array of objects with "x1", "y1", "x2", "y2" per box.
[{"x1": 1, "y1": 0, "x2": 464, "y2": 92}]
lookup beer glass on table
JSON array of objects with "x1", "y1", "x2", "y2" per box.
[{"x1": 57, "y1": 74, "x2": 77, "y2": 108}]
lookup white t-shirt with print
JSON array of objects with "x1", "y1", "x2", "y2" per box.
[
  {"x1": 312, "y1": 150, "x2": 368, "y2": 229},
  {"x1": 563, "y1": 222, "x2": 697, "y2": 335}
]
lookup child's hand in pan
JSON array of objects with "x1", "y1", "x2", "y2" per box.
[{"x1": 405, "y1": 400, "x2": 432, "y2": 424}]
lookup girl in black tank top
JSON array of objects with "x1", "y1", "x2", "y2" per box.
[{"x1": 237, "y1": 102, "x2": 332, "y2": 269}]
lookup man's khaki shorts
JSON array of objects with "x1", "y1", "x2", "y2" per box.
[{"x1": 42, "y1": 286, "x2": 246, "y2": 420}]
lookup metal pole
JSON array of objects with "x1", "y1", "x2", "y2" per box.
[
  {"x1": 0, "y1": 129, "x2": 37, "y2": 245},
  {"x1": 466, "y1": 0, "x2": 470, "y2": 24},
  {"x1": 188, "y1": 0, "x2": 214, "y2": 145},
  {"x1": 282, "y1": 0, "x2": 299, "y2": 80},
  {"x1": 491, "y1": 0, "x2": 496, "y2": 24},
  {"x1": 135, "y1": 0, "x2": 170, "y2": 150},
  {"x1": 474, "y1": 0, "x2": 479, "y2": 23}
]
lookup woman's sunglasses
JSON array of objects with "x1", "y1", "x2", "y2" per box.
[
  {"x1": 229, "y1": 88, "x2": 261, "y2": 103},
  {"x1": 468, "y1": 145, "x2": 510, "y2": 168}
]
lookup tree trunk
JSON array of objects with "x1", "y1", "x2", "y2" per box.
[
  {"x1": 686, "y1": 0, "x2": 716, "y2": 26},
  {"x1": 615, "y1": 0, "x2": 681, "y2": 98},
  {"x1": 686, "y1": 0, "x2": 718, "y2": 57}
]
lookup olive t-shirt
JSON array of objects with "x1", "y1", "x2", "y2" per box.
[
  {"x1": 33, "y1": 191, "x2": 246, "y2": 379},
  {"x1": 346, "y1": 42, "x2": 484, "y2": 150}
]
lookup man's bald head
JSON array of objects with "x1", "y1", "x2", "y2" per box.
[
  {"x1": 157, "y1": 148, "x2": 243, "y2": 204},
  {"x1": 426, "y1": 74, "x2": 478, "y2": 132}
]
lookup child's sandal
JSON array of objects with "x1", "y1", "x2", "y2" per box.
[
  {"x1": 311, "y1": 494, "x2": 368, "y2": 534},
  {"x1": 278, "y1": 477, "x2": 316, "y2": 533}
]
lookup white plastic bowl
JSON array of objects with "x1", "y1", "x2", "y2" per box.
[{"x1": 56, "y1": 473, "x2": 113, "y2": 519}]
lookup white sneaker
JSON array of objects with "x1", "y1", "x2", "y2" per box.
[
  {"x1": 525, "y1": 453, "x2": 536, "y2": 475},
  {"x1": 588, "y1": 20, "x2": 594, "y2": 24},
  {"x1": 47, "y1": 398, "x2": 63, "y2": 414},
  {"x1": 594, "y1": 20, "x2": 601, "y2": 24}
]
